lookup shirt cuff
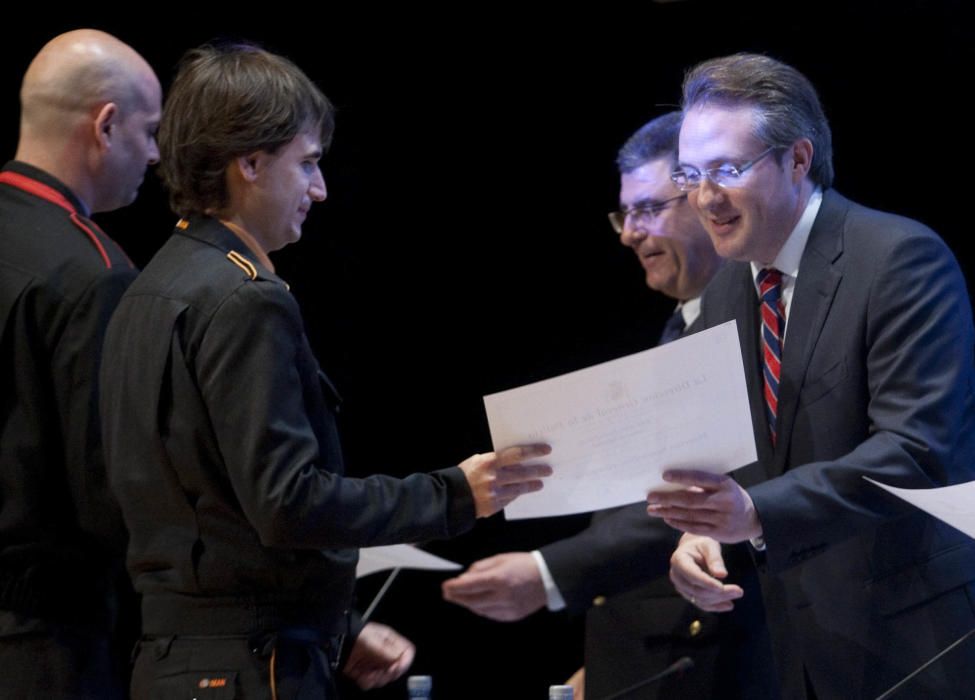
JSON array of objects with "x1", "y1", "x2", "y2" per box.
[{"x1": 531, "y1": 550, "x2": 567, "y2": 611}]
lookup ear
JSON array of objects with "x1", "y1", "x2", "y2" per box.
[
  {"x1": 789, "y1": 138, "x2": 814, "y2": 184},
  {"x1": 234, "y1": 151, "x2": 263, "y2": 183},
  {"x1": 93, "y1": 102, "x2": 119, "y2": 151}
]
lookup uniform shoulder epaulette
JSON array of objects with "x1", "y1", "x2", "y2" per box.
[
  {"x1": 226, "y1": 250, "x2": 258, "y2": 280},
  {"x1": 222, "y1": 249, "x2": 290, "y2": 290}
]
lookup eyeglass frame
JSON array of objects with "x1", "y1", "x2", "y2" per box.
[
  {"x1": 669, "y1": 146, "x2": 781, "y2": 192},
  {"x1": 608, "y1": 193, "x2": 688, "y2": 235}
]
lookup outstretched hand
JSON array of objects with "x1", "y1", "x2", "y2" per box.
[
  {"x1": 460, "y1": 443, "x2": 552, "y2": 517},
  {"x1": 441, "y1": 552, "x2": 546, "y2": 621}
]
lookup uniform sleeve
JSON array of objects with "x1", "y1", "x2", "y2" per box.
[
  {"x1": 195, "y1": 281, "x2": 475, "y2": 550},
  {"x1": 52, "y1": 265, "x2": 137, "y2": 555},
  {"x1": 540, "y1": 502, "x2": 680, "y2": 613},
  {"x1": 750, "y1": 232, "x2": 975, "y2": 573}
]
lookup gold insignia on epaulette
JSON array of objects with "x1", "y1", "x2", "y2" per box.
[
  {"x1": 176, "y1": 219, "x2": 189, "y2": 230},
  {"x1": 226, "y1": 250, "x2": 257, "y2": 280}
]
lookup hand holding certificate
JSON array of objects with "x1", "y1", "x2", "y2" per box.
[{"x1": 484, "y1": 321, "x2": 757, "y2": 519}]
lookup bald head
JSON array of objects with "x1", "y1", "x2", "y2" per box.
[{"x1": 16, "y1": 29, "x2": 161, "y2": 212}]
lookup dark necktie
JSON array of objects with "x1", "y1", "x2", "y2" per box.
[
  {"x1": 756, "y1": 268, "x2": 785, "y2": 444},
  {"x1": 658, "y1": 308, "x2": 686, "y2": 345}
]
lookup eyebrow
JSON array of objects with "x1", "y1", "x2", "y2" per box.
[
  {"x1": 676, "y1": 154, "x2": 743, "y2": 169},
  {"x1": 622, "y1": 196, "x2": 669, "y2": 210}
]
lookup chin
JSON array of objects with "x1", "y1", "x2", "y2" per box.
[
  {"x1": 645, "y1": 275, "x2": 666, "y2": 292},
  {"x1": 713, "y1": 239, "x2": 743, "y2": 262}
]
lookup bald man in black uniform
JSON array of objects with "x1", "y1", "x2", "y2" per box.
[{"x1": 0, "y1": 29, "x2": 161, "y2": 697}]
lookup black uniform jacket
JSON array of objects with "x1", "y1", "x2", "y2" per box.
[
  {"x1": 0, "y1": 161, "x2": 136, "y2": 623},
  {"x1": 100, "y1": 216, "x2": 475, "y2": 633}
]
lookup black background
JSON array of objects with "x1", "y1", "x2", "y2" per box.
[{"x1": 3, "y1": 2, "x2": 973, "y2": 697}]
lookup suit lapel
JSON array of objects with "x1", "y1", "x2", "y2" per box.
[{"x1": 771, "y1": 191, "x2": 847, "y2": 475}]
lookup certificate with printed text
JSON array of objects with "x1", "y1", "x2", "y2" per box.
[{"x1": 485, "y1": 321, "x2": 757, "y2": 519}]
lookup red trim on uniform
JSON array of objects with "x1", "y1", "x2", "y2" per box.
[
  {"x1": 0, "y1": 170, "x2": 130, "y2": 269},
  {"x1": 68, "y1": 211, "x2": 112, "y2": 268},
  {"x1": 0, "y1": 171, "x2": 77, "y2": 212}
]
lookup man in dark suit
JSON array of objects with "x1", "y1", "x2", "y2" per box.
[
  {"x1": 443, "y1": 113, "x2": 778, "y2": 700},
  {"x1": 647, "y1": 53, "x2": 975, "y2": 699}
]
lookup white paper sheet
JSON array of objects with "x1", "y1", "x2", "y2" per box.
[
  {"x1": 864, "y1": 477, "x2": 975, "y2": 540},
  {"x1": 356, "y1": 544, "x2": 462, "y2": 578},
  {"x1": 484, "y1": 321, "x2": 757, "y2": 519}
]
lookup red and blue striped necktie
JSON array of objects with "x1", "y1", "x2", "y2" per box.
[{"x1": 757, "y1": 268, "x2": 785, "y2": 445}]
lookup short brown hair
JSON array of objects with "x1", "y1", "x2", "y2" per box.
[
  {"x1": 682, "y1": 53, "x2": 834, "y2": 189},
  {"x1": 158, "y1": 42, "x2": 334, "y2": 217}
]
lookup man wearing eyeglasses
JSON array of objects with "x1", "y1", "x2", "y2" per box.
[
  {"x1": 444, "y1": 112, "x2": 778, "y2": 700},
  {"x1": 645, "y1": 53, "x2": 975, "y2": 698}
]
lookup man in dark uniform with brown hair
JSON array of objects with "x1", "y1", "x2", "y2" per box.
[
  {"x1": 99, "y1": 42, "x2": 551, "y2": 699},
  {"x1": 0, "y1": 29, "x2": 161, "y2": 697}
]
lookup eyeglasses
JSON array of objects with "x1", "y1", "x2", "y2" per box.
[
  {"x1": 608, "y1": 193, "x2": 687, "y2": 235},
  {"x1": 670, "y1": 146, "x2": 779, "y2": 192}
]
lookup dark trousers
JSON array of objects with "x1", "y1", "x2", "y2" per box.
[
  {"x1": 0, "y1": 611, "x2": 125, "y2": 699},
  {"x1": 132, "y1": 633, "x2": 340, "y2": 699}
]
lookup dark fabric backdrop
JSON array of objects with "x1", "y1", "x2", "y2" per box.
[{"x1": 3, "y1": 2, "x2": 971, "y2": 697}]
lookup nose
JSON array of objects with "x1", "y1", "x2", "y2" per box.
[
  {"x1": 620, "y1": 218, "x2": 647, "y2": 248},
  {"x1": 693, "y1": 177, "x2": 724, "y2": 211},
  {"x1": 309, "y1": 166, "x2": 327, "y2": 202},
  {"x1": 148, "y1": 136, "x2": 160, "y2": 165}
]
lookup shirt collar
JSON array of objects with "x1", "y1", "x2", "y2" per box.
[{"x1": 678, "y1": 296, "x2": 702, "y2": 329}]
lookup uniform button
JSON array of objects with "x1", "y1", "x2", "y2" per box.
[
  {"x1": 592, "y1": 596, "x2": 606, "y2": 607},
  {"x1": 689, "y1": 619, "x2": 702, "y2": 637}
]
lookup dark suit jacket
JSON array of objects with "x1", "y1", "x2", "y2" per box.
[{"x1": 700, "y1": 190, "x2": 975, "y2": 699}]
